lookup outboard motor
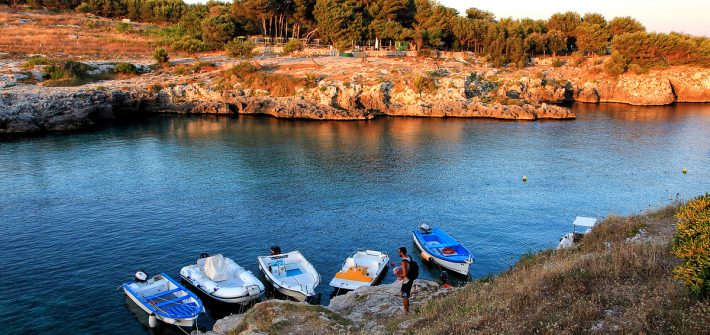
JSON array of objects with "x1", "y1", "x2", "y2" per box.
[
  {"x1": 135, "y1": 270, "x2": 148, "y2": 282},
  {"x1": 199, "y1": 252, "x2": 210, "y2": 259},
  {"x1": 270, "y1": 245, "x2": 282, "y2": 255},
  {"x1": 418, "y1": 224, "x2": 432, "y2": 234}
]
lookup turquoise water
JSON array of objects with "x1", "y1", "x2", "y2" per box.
[{"x1": 1, "y1": 103, "x2": 709, "y2": 334}]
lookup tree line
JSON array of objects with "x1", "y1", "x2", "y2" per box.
[{"x1": 3, "y1": 0, "x2": 708, "y2": 67}]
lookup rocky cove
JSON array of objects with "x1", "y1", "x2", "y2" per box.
[{"x1": 1, "y1": 56, "x2": 708, "y2": 135}]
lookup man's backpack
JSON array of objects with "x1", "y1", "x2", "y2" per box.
[{"x1": 406, "y1": 257, "x2": 419, "y2": 280}]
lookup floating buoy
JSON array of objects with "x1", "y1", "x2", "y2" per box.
[
  {"x1": 682, "y1": 168, "x2": 687, "y2": 174},
  {"x1": 522, "y1": 175, "x2": 527, "y2": 182},
  {"x1": 148, "y1": 313, "x2": 158, "y2": 328}
]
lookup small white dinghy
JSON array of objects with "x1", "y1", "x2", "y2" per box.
[
  {"x1": 557, "y1": 216, "x2": 598, "y2": 249},
  {"x1": 122, "y1": 271, "x2": 203, "y2": 329},
  {"x1": 329, "y1": 250, "x2": 389, "y2": 291},
  {"x1": 257, "y1": 247, "x2": 320, "y2": 302},
  {"x1": 180, "y1": 253, "x2": 265, "y2": 304}
]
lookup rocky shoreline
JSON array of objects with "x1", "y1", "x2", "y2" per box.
[{"x1": 2, "y1": 57, "x2": 709, "y2": 135}]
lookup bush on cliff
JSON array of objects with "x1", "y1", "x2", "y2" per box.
[
  {"x1": 114, "y1": 62, "x2": 138, "y2": 74},
  {"x1": 604, "y1": 51, "x2": 628, "y2": 75},
  {"x1": 225, "y1": 39, "x2": 255, "y2": 59},
  {"x1": 153, "y1": 48, "x2": 169, "y2": 66},
  {"x1": 413, "y1": 74, "x2": 437, "y2": 95},
  {"x1": 673, "y1": 193, "x2": 710, "y2": 297},
  {"x1": 283, "y1": 39, "x2": 302, "y2": 55}
]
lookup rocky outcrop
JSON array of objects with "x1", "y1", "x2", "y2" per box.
[
  {"x1": 596, "y1": 76, "x2": 676, "y2": 105},
  {"x1": 668, "y1": 71, "x2": 710, "y2": 102},
  {"x1": 199, "y1": 280, "x2": 450, "y2": 335}
]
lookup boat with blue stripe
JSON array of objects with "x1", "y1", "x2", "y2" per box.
[
  {"x1": 122, "y1": 272, "x2": 203, "y2": 329},
  {"x1": 412, "y1": 224, "x2": 474, "y2": 275},
  {"x1": 257, "y1": 247, "x2": 320, "y2": 302}
]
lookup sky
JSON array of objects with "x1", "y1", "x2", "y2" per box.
[{"x1": 439, "y1": 0, "x2": 709, "y2": 36}]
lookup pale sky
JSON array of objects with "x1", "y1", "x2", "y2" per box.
[{"x1": 439, "y1": 0, "x2": 709, "y2": 36}]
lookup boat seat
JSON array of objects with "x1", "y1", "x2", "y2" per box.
[
  {"x1": 145, "y1": 288, "x2": 181, "y2": 301},
  {"x1": 335, "y1": 266, "x2": 372, "y2": 282},
  {"x1": 433, "y1": 243, "x2": 458, "y2": 249},
  {"x1": 155, "y1": 294, "x2": 190, "y2": 307}
]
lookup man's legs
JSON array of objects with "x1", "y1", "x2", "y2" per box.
[{"x1": 403, "y1": 296, "x2": 410, "y2": 315}]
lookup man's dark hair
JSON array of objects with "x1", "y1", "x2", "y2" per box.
[{"x1": 399, "y1": 247, "x2": 407, "y2": 255}]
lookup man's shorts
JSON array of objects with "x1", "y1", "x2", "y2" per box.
[{"x1": 401, "y1": 280, "x2": 413, "y2": 298}]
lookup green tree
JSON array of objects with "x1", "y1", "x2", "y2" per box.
[
  {"x1": 545, "y1": 29, "x2": 566, "y2": 57},
  {"x1": 201, "y1": 14, "x2": 237, "y2": 46},
  {"x1": 506, "y1": 35, "x2": 526, "y2": 67},
  {"x1": 608, "y1": 16, "x2": 645, "y2": 37},
  {"x1": 546, "y1": 11, "x2": 581, "y2": 51},
  {"x1": 575, "y1": 23, "x2": 609, "y2": 56},
  {"x1": 314, "y1": 0, "x2": 367, "y2": 52},
  {"x1": 582, "y1": 12, "x2": 606, "y2": 26}
]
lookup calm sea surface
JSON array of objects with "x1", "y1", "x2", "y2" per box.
[{"x1": 1, "y1": 103, "x2": 709, "y2": 334}]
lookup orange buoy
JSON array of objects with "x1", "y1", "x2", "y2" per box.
[
  {"x1": 442, "y1": 247, "x2": 455, "y2": 255},
  {"x1": 420, "y1": 251, "x2": 432, "y2": 261}
]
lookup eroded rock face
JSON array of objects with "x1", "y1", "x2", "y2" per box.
[
  {"x1": 596, "y1": 76, "x2": 676, "y2": 105},
  {"x1": 0, "y1": 90, "x2": 114, "y2": 133},
  {"x1": 668, "y1": 71, "x2": 710, "y2": 102}
]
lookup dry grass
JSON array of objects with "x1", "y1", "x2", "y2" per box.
[
  {"x1": 410, "y1": 204, "x2": 710, "y2": 335},
  {"x1": 0, "y1": 7, "x2": 158, "y2": 59},
  {"x1": 221, "y1": 62, "x2": 315, "y2": 97}
]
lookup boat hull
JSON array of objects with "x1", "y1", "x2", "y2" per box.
[
  {"x1": 123, "y1": 287, "x2": 197, "y2": 328},
  {"x1": 180, "y1": 275, "x2": 263, "y2": 304},
  {"x1": 258, "y1": 262, "x2": 311, "y2": 301},
  {"x1": 413, "y1": 233, "x2": 471, "y2": 276}
]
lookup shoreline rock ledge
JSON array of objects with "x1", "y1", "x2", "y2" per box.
[
  {"x1": 194, "y1": 280, "x2": 449, "y2": 335},
  {"x1": 0, "y1": 81, "x2": 575, "y2": 135}
]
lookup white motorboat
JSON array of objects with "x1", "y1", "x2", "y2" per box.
[
  {"x1": 329, "y1": 250, "x2": 389, "y2": 291},
  {"x1": 257, "y1": 248, "x2": 320, "y2": 302},
  {"x1": 557, "y1": 216, "x2": 598, "y2": 249},
  {"x1": 180, "y1": 253, "x2": 265, "y2": 304},
  {"x1": 122, "y1": 271, "x2": 203, "y2": 329}
]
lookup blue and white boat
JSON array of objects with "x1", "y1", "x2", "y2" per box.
[
  {"x1": 122, "y1": 272, "x2": 203, "y2": 329},
  {"x1": 412, "y1": 224, "x2": 474, "y2": 275}
]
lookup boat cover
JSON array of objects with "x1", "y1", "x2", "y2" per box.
[
  {"x1": 573, "y1": 217, "x2": 598, "y2": 228},
  {"x1": 204, "y1": 254, "x2": 229, "y2": 281}
]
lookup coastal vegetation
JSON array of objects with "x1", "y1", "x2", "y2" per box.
[
  {"x1": 201, "y1": 197, "x2": 710, "y2": 334},
  {"x1": 1, "y1": 1, "x2": 708, "y2": 72}
]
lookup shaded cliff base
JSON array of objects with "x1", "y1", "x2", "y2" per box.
[{"x1": 198, "y1": 203, "x2": 709, "y2": 335}]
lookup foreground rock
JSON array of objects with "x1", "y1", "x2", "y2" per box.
[{"x1": 199, "y1": 280, "x2": 451, "y2": 335}]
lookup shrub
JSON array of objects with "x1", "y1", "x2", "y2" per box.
[
  {"x1": 283, "y1": 39, "x2": 302, "y2": 55},
  {"x1": 21, "y1": 56, "x2": 52, "y2": 69},
  {"x1": 672, "y1": 193, "x2": 710, "y2": 297},
  {"x1": 172, "y1": 36, "x2": 210, "y2": 54},
  {"x1": 627, "y1": 63, "x2": 649, "y2": 75},
  {"x1": 63, "y1": 60, "x2": 94, "y2": 78},
  {"x1": 75, "y1": 2, "x2": 91, "y2": 13},
  {"x1": 413, "y1": 74, "x2": 437, "y2": 94},
  {"x1": 115, "y1": 22, "x2": 132, "y2": 33},
  {"x1": 604, "y1": 51, "x2": 628, "y2": 75},
  {"x1": 43, "y1": 65, "x2": 66, "y2": 80},
  {"x1": 225, "y1": 39, "x2": 255, "y2": 59},
  {"x1": 201, "y1": 15, "x2": 236, "y2": 46},
  {"x1": 114, "y1": 62, "x2": 138, "y2": 74},
  {"x1": 153, "y1": 48, "x2": 169, "y2": 65},
  {"x1": 551, "y1": 58, "x2": 564, "y2": 67},
  {"x1": 587, "y1": 66, "x2": 603, "y2": 74},
  {"x1": 417, "y1": 49, "x2": 432, "y2": 58}
]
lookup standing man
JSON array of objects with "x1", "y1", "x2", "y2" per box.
[{"x1": 398, "y1": 246, "x2": 416, "y2": 315}]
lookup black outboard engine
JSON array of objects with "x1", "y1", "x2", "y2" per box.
[
  {"x1": 270, "y1": 245, "x2": 282, "y2": 255},
  {"x1": 199, "y1": 252, "x2": 210, "y2": 259},
  {"x1": 135, "y1": 270, "x2": 148, "y2": 282}
]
